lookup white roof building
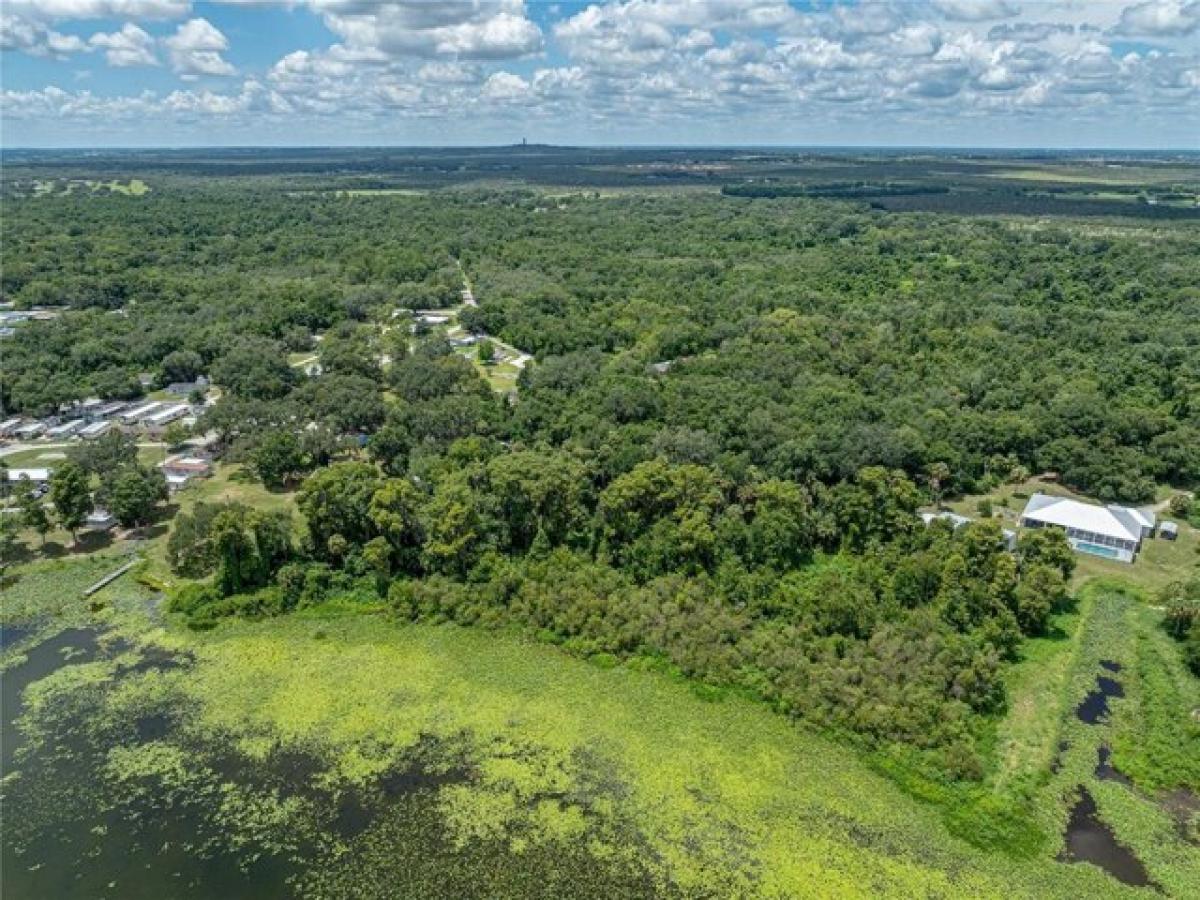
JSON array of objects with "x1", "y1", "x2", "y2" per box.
[
  {"x1": 5, "y1": 467, "x2": 52, "y2": 483},
  {"x1": 920, "y1": 510, "x2": 973, "y2": 529},
  {"x1": 1019, "y1": 493, "x2": 1154, "y2": 563},
  {"x1": 86, "y1": 509, "x2": 116, "y2": 531},
  {"x1": 920, "y1": 510, "x2": 1018, "y2": 550},
  {"x1": 0, "y1": 417, "x2": 23, "y2": 436},
  {"x1": 79, "y1": 420, "x2": 114, "y2": 439},
  {"x1": 146, "y1": 403, "x2": 189, "y2": 427},
  {"x1": 121, "y1": 401, "x2": 163, "y2": 424},
  {"x1": 90, "y1": 401, "x2": 128, "y2": 420},
  {"x1": 46, "y1": 420, "x2": 85, "y2": 439},
  {"x1": 164, "y1": 472, "x2": 192, "y2": 492}
]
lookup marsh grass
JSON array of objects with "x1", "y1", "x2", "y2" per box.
[{"x1": 1026, "y1": 582, "x2": 1200, "y2": 897}]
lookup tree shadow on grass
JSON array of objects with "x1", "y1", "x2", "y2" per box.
[
  {"x1": 1, "y1": 542, "x2": 38, "y2": 567},
  {"x1": 30, "y1": 530, "x2": 115, "y2": 558},
  {"x1": 38, "y1": 540, "x2": 68, "y2": 559},
  {"x1": 73, "y1": 531, "x2": 115, "y2": 554},
  {"x1": 138, "y1": 522, "x2": 171, "y2": 542},
  {"x1": 1041, "y1": 622, "x2": 1071, "y2": 642}
]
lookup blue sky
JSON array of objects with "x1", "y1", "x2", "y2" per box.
[{"x1": 2, "y1": 1, "x2": 1198, "y2": 148}]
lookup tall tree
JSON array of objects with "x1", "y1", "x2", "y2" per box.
[
  {"x1": 104, "y1": 467, "x2": 167, "y2": 528},
  {"x1": 15, "y1": 479, "x2": 50, "y2": 546},
  {"x1": 49, "y1": 463, "x2": 92, "y2": 545}
]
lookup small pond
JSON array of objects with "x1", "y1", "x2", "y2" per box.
[{"x1": 1060, "y1": 789, "x2": 1153, "y2": 888}]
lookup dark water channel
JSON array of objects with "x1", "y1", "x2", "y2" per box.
[
  {"x1": 0, "y1": 621, "x2": 39, "y2": 651},
  {"x1": 1076, "y1": 671, "x2": 1124, "y2": 725},
  {"x1": 2, "y1": 627, "x2": 100, "y2": 775},
  {"x1": 1059, "y1": 789, "x2": 1154, "y2": 888},
  {"x1": 1095, "y1": 746, "x2": 1132, "y2": 785},
  {"x1": 1060, "y1": 661, "x2": 1160, "y2": 889}
]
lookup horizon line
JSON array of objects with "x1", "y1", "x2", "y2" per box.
[{"x1": 3, "y1": 143, "x2": 1199, "y2": 154}]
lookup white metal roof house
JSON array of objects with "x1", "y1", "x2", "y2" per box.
[
  {"x1": 920, "y1": 510, "x2": 973, "y2": 529},
  {"x1": 79, "y1": 420, "x2": 114, "y2": 440},
  {"x1": 89, "y1": 401, "x2": 128, "y2": 421},
  {"x1": 163, "y1": 472, "x2": 193, "y2": 492},
  {"x1": 145, "y1": 403, "x2": 189, "y2": 428},
  {"x1": 121, "y1": 401, "x2": 162, "y2": 424},
  {"x1": 46, "y1": 420, "x2": 85, "y2": 439},
  {"x1": 1019, "y1": 493, "x2": 1154, "y2": 563},
  {"x1": 86, "y1": 509, "x2": 116, "y2": 531},
  {"x1": 5, "y1": 467, "x2": 52, "y2": 485}
]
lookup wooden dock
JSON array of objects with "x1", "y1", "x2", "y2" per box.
[{"x1": 82, "y1": 560, "x2": 138, "y2": 597}]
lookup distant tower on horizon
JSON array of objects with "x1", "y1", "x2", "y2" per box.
[{"x1": 522, "y1": 137, "x2": 527, "y2": 147}]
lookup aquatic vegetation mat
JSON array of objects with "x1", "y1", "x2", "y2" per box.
[{"x1": 7, "y1": 602, "x2": 1195, "y2": 898}]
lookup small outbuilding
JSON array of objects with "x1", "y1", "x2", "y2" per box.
[
  {"x1": 1160, "y1": 521, "x2": 1179, "y2": 541},
  {"x1": 86, "y1": 509, "x2": 117, "y2": 531},
  {"x1": 165, "y1": 377, "x2": 208, "y2": 397}
]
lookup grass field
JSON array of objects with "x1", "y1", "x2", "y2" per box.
[
  {"x1": 0, "y1": 446, "x2": 71, "y2": 467},
  {"x1": 29, "y1": 178, "x2": 149, "y2": 196},
  {"x1": 338, "y1": 188, "x2": 426, "y2": 196},
  {"x1": 981, "y1": 166, "x2": 1199, "y2": 187},
  {"x1": 471, "y1": 354, "x2": 523, "y2": 394}
]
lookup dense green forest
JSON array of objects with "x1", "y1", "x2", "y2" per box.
[
  {"x1": 3, "y1": 152, "x2": 1199, "y2": 897},
  {"x1": 5, "y1": 181, "x2": 1199, "y2": 503},
  {"x1": 3, "y1": 160, "x2": 1200, "y2": 780}
]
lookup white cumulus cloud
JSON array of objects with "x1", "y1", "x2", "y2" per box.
[
  {"x1": 89, "y1": 23, "x2": 158, "y2": 67},
  {"x1": 165, "y1": 17, "x2": 235, "y2": 78},
  {"x1": 1112, "y1": 0, "x2": 1200, "y2": 35}
]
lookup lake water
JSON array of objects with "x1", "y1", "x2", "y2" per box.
[{"x1": 1, "y1": 627, "x2": 663, "y2": 899}]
